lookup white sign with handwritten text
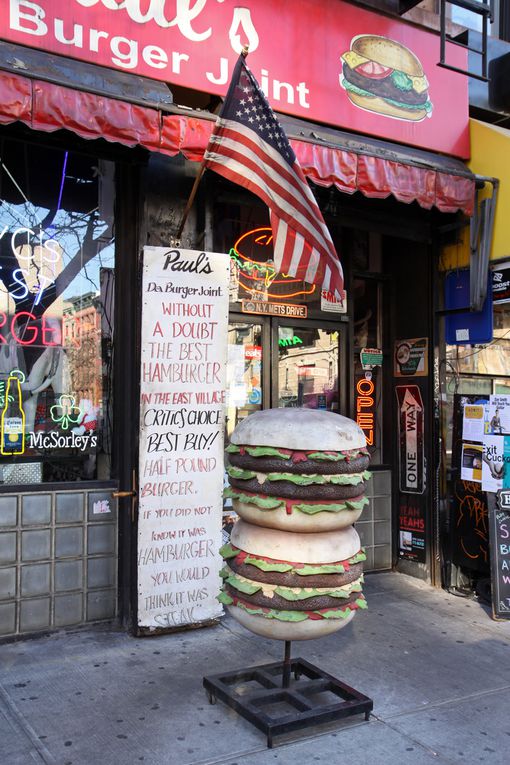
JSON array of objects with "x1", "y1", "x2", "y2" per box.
[{"x1": 138, "y1": 246, "x2": 230, "y2": 629}]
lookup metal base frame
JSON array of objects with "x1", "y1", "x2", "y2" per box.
[{"x1": 203, "y1": 656, "x2": 373, "y2": 748}]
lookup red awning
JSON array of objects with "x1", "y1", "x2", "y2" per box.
[{"x1": 0, "y1": 71, "x2": 475, "y2": 216}]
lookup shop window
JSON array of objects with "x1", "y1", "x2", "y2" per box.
[
  {"x1": 0, "y1": 140, "x2": 115, "y2": 484},
  {"x1": 446, "y1": 305, "x2": 510, "y2": 376}
]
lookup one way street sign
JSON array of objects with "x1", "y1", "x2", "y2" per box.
[{"x1": 396, "y1": 385, "x2": 425, "y2": 494}]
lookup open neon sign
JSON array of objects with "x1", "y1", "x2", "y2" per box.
[{"x1": 356, "y1": 376, "x2": 375, "y2": 447}]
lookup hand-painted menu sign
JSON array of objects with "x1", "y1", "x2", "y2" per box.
[
  {"x1": 489, "y1": 491, "x2": 510, "y2": 619},
  {"x1": 138, "y1": 246, "x2": 229, "y2": 630},
  {"x1": 396, "y1": 384, "x2": 425, "y2": 495},
  {"x1": 1, "y1": 0, "x2": 469, "y2": 156}
]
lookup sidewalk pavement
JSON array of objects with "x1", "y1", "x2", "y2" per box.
[{"x1": 2, "y1": 571, "x2": 510, "y2": 765}]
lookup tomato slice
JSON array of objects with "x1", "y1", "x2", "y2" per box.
[{"x1": 354, "y1": 60, "x2": 393, "y2": 79}]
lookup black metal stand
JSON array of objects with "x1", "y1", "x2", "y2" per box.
[{"x1": 203, "y1": 641, "x2": 373, "y2": 748}]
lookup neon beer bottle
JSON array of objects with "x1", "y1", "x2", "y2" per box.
[{"x1": 1, "y1": 375, "x2": 25, "y2": 455}]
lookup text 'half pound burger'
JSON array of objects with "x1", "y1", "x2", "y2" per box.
[
  {"x1": 340, "y1": 35, "x2": 432, "y2": 121},
  {"x1": 219, "y1": 520, "x2": 367, "y2": 640},
  {"x1": 224, "y1": 408, "x2": 371, "y2": 532}
]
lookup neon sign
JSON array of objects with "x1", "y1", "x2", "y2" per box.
[
  {"x1": 0, "y1": 312, "x2": 61, "y2": 346},
  {"x1": 356, "y1": 376, "x2": 375, "y2": 447},
  {"x1": 1, "y1": 226, "x2": 61, "y2": 306},
  {"x1": 278, "y1": 335, "x2": 303, "y2": 348},
  {"x1": 230, "y1": 227, "x2": 316, "y2": 301},
  {"x1": 1, "y1": 374, "x2": 25, "y2": 455},
  {"x1": 50, "y1": 395, "x2": 83, "y2": 431}
]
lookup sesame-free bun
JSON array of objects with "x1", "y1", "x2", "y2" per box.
[
  {"x1": 230, "y1": 408, "x2": 366, "y2": 451},
  {"x1": 231, "y1": 496, "x2": 364, "y2": 532},
  {"x1": 346, "y1": 90, "x2": 428, "y2": 121},
  {"x1": 352, "y1": 35, "x2": 424, "y2": 77},
  {"x1": 225, "y1": 603, "x2": 355, "y2": 641},
  {"x1": 230, "y1": 518, "x2": 361, "y2": 563}
]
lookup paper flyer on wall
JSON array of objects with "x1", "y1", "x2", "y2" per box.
[
  {"x1": 481, "y1": 435, "x2": 510, "y2": 493},
  {"x1": 462, "y1": 405, "x2": 485, "y2": 442},
  {"x1": 484, "y1": 395, "x2": 510, "y2": 435},
  {"x1": 461, "y1": 443, "x2": 483, "y2": 483}
]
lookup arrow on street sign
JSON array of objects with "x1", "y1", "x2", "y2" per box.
[{"x1": 396, "y1": 385, "x2": 425, "y2": 494}]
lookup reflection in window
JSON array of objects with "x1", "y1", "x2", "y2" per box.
[
  {"x1": 278, "y1": 326, "x2": 339, "y2": 411},
  {"x1": 0, "y1": 142, "x2": 114, "y2": 484}
]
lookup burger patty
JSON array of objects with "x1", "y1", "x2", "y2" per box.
[
  {"x1": 225, "y1": 557, "x2": 364, "y2": 589},
  {"x1": 228, "y1": 475, "x2": 368, "y2": 500},
  {"x1": 343, "y1": 63, "x2": 429, "y2": 106},
  {"x1": 224, "y1": 583, "x2": 361, "y2": 612},
  {"x1": 227, "y1": 451, "x2": 370, "y2": 476}
]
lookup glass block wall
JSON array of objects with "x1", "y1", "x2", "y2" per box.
[
  {"x1": 356, "y1": 470, "x2": 392, "y2": 571},
  {"x1": 0, "y1": 489, "x2": 118, "y2": 639}
]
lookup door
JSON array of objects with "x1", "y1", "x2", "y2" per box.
[{"x1": 226, "y1": 314, "x2": 347, "y2": 424}]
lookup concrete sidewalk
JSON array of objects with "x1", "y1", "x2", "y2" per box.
[{"x1": 2, "y1": 572, "x2": 510, "y2": 765}]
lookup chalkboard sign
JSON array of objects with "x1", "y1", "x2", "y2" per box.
[{"x1": 488, "y1": 492, "x2": 510, "y2": 619}]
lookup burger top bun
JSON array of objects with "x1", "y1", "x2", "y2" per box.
[
  {"x1": 231, "y1": 518, "x2": 361, "y2": 564},
  {"x1": 230, "y1": 408, "x2": 366, "y2": 451},
  {"x1": 352, "y1": 35, "x2": 424, "y2": 78}
]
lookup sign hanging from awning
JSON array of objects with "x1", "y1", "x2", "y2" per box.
[{"x1": 0, "y1": 0, "x2": 469, "y2": 157}]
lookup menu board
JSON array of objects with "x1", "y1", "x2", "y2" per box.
[
  {"x1": 138, "y1": 247, "x2": 230, "y2": 630},
  {"x1": 489, "y1": 492, "x2": 510, "y2": 620}
]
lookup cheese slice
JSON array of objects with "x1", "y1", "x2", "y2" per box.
[
  {"x1": 410, "y1": 75, "x2": 428, "y2": 94},
  {"x1": 341, "y1": 50, "x2": 370, "y2": 69}
]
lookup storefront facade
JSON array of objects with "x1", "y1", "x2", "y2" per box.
[{"x1": 0, "y1": 0, "x2": 476, "y2": 639}]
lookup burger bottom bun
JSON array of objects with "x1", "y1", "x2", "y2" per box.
[
  {"x1": 225, "y1": 603, "x2": 355, "y2": 641},
  {"x1": 232, "y1": 498, "x2": 364, "y2": 532},
  {"x1": 346, "y1": 91, "x2": 427, "y2": 122}
]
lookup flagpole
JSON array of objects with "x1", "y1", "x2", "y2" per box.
[{"x1": 174, "y1": 45, "x2": 249, "y2": 242}]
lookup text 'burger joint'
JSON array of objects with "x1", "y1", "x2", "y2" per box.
[{"x1": 0, "y1": 0, "x2": 480, "y2": 639}]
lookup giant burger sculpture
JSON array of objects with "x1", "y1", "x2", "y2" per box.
[{"x1": 219, "y1": 408, "x2": 370, "y2": 641}]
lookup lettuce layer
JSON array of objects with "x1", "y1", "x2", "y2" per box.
[
  {"x1": 218, "y1": 590, "x2": 368, "y2": 621},
  {"x1": 343, "y1": 78, "x2": 432, "y2": 114},
  {"x1": 227, "y1": 465, "x2": 371, "y2": 486},
  {"x1": 226, "y1": 444, "x2": 369, "y2": 461},
  {"x1": 224, "y1": 486, "x2": 369, "y2": 514},
  {"x1": 221, "y1": 569, "x2": 363, "y2": 600},
  {"x1": 219, "y1": 543, "x2": 367, "y2": 575}
]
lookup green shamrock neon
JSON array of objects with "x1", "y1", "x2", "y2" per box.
[{"x1": 50, "y1": 395, "x2": 83, "y2": 431}]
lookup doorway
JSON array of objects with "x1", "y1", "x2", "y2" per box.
[{"x1": 225, "y1": 314, "x2": 348, "y2": 440}]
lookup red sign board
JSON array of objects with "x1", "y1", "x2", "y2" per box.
[{"x1": 2, "y1": 0, "x2": 469, "y2": 157}]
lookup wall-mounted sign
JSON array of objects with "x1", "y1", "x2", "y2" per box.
[
  {"x1": 355, "y1": 375, "x2": 376, "y2": 448},
  {"x1": 398, "y1": 497, "x2": 426, "y2": 562},
  {"x1": 396, "y1": 384, "x2": 425, "y2": 494},
  {"x1": 489, "y1": 493, "x2": 510, "y2": 619},
  {"x1": 138, "y1": 246, "x2": 229, "y2": 631},
  {"x1": 394, "y1": 338, "x2": 428, "y2": 377},
  {"x1": 242, "y1": 300, "x2": 307, "y2": 318},
  {"x1": 492, "y1": 261, "x2": 510, "y2": 305},
  {"x1": 1, "y1": 1, "x2": 469, "y2": 157},
  {"x1": 360, "y1": 348, "x2": 383, "y2": 370},
  {"x1": 321, "y1": 289, "x2": 347, "y2": 314}
]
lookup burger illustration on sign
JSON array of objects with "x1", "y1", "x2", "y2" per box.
[{"x1": 340, "y1": 35, "x2": 432, "y2": 122}]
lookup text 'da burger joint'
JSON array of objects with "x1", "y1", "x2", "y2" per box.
[{"x1": 0, "y1": 0, "x2": 485, "y2": 642}]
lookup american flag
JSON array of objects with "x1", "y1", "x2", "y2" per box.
[{"x1": 203, "y1": 54, "x2": 344, "y2": 297}]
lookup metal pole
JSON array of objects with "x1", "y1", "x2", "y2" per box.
[{"x1": 282, "y1": 640, "x2": 291, "y2": 688}]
